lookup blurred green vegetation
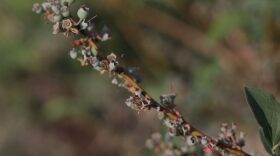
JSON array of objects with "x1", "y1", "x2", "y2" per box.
[{"x1": 1, "y1": 0, "x2": 280, "y2": 155}]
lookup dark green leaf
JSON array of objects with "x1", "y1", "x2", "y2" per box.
[
  {"x1": 245, "y1": 87, "x2": 280, "y2": 154},
  {"x1": 259, "y1": 128, "x2": 273, "y2": 155}
]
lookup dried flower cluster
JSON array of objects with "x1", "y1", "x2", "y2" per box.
[
  {"x1": 145, "y1": 123, "x2": 246, "y2": 156},
  {"x1": 217, "y1": 123, "x2": 245, "y2": 150},
  {"x1": 32, "y1": 0, "x2": 252, "y2": 156},
  {"x1": 145, "y1": 132, "x2": 205, "y2": 156}
]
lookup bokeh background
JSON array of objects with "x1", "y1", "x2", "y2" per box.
[{"x1": 1, "y1": 0, "x2": 280, "y2": 155}]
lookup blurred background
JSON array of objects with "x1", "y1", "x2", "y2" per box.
[{"x1": 1, "y1": 0, "x2": 280, "y2": 155}]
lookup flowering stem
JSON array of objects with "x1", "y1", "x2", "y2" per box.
[
  {"x1": 105, "y1": 58, "x2": 251, "y2": 156},
  {"x1": 32, "y1": 1, "x2": 252, "y2": 155}
]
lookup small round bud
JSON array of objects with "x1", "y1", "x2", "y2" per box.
[
  {"x1": 32, "y1": 3, "x2": 42, "y2": 14},
  {"x1": 145, "y1": 139, "x2": 154, "y2": 149},
  {"x1": 157, "y1": 111, "x2": 164, "y2": 120},
  {"x1": 101, "y1": 33, "x2": 110, "y2": 41},
  {"x1": 168, "y1": 128, "x2": 176, "y2": 136},
  {"x1": 80, "y1": 21, "x2": 89, "y2": 30},
  {"x1": 201, "y1": 137, "x2": 208, "y2": 146},
  {"x1": 186, "y1": 136, "x2": 198, "y2": 145},
  {"x1": 107, "y1": 53, "x2": 117, "y2": 62},
  {"x1": 41, "y1": 2, "x2": 51, "y2": 11},
  {"x1": 81, "y1": 49, "x2": 87, "y2": 56},
  {"x1": 125, "y1": 96, "x2": 133, "y2": 107},
  {"x1": 112, "y1": 78, "x2": 118, "y2": 85},
  {"x1": 52, "y1": 22, "x2": 60, "y2": 35},
  {"x1": 61, "y1": 6, "x2": 70, "y2": 17},
  {"x1": 77, "y1": 6, "x2": 89, "y2": 20},
  {"x1": 109, "y1": 62, "x2": 115, "y2": 71},
  {"x1": 91, "y1": 47, "x2": 98, "y2": 56},
  {"x1": 151, "y1": 133, "x2": 162, "y2": 143},
  {"x1": 69, "y1": 48, "x2": 78, "y2": 59},
  {"x1": 100, "y1": 25, "x2": 111, "y2": 41}
]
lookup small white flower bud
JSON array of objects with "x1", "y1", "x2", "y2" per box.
[
  {"x1": 69, "y1": 49, "x2": 77, "y2": 59},
  {"x1": 51, "y1": 5, "x2": 59, "y2": 14},
  {"x1": 41, "y1": 2, "x2": 51, "y2": 11},
  {"x1": 201, "y1": 137, "x2": 208, "y2": 146},
  {"x1": 77, "y1": 6, "x2": 89, "y2": 20},
  {"x1": 109, "y1": 62, "x2": 115, "y2": 71},
  {"x1": 145, "y1": 139, "x2": 154, "y2": 149},
  {"x1": 186, "y1": 136, "x2": 198, "y2": 145},
  {"x1": 32, "y1": 3, "x2": 42, "y2": 14},
  {"x1": 112, "y1": 78, "x2": 118, "y2": 85},
  {"x1": 157, "y1": 111, "x2": 165, "y2": 120}
]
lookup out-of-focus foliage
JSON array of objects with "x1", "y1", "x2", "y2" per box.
[{"x1": 1, "y1": 0, "x2": 280, "y2": 155}]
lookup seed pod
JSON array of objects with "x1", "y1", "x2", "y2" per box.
[{"x1": 77, "y1": 6, "x2": 89, "y2": 20}]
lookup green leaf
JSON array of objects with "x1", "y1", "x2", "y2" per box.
[
  {"x1": 259, "y1": 128, "x2": 273, "y2": 155},
  {"x1": 245, "y1": 87, "x2": 280, "y2": 154}
]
